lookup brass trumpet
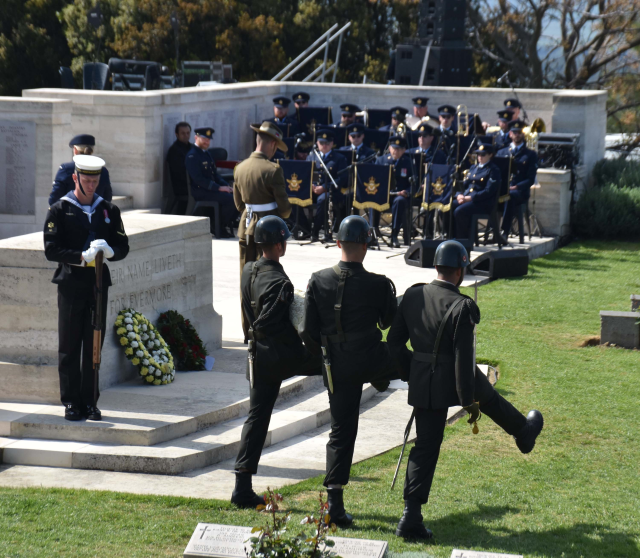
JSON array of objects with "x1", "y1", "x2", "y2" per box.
[{"x1": 457, "y1": 105, "x2": 470, "y2": 137}]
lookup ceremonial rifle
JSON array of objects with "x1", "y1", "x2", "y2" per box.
[{"x1": 92, "y1": 250, "x2": 105, "y2": 406}]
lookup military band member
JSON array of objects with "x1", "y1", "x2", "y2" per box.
[
  {"x1": 49, "y1": 134, "x2": 112, "y2": 206},
  {"x1": 44, "y1": 155, "x2": 129, "y2": 421},
  {"x1": 491, "y1": 109, "x2": 514, "y2": 151},
  {"x1": 437, "y1": 105, "x2": 458, "y2": 154},
  {"x1": 166, "y1": 121, "x2": 193, "y2": 214},
  {"x1": 234, "y1": 122, "x2": 292, "y2": 341},
  {"x1": 292, "y1": 91, "x2": 310, "y2": 113},
  {"x1": 336, "y1": 104, "x2": 360, "y2": 127},
  {"x1": 338, "y1": 123, "x2": 376, "y2": 162},
  {"x1": 388, "y1": 240, "x2": 543, "y2": 540},
  {"x1": 407, "y1": 123, "x2": 447, "y2": 164},
  {"x1": 266, "y1": 96, "x2": 300, "y2": 138},
  {"x1": 186, "y1": 127, "x2": 238, "y2": 238},
  {"x1": 371, "y1": 135, "x2": 414, "y2": 248},
  {"x1": 450, "y1": 143, "x2": 501, "y2": 239},
  {"x1": 504, "y1": 98, "x2": 522, "y2": 120},
  {"x1": 380, "y1": 107, "x2": 408, "y2": 133},
  {"x1": 232, "y1": 216, "x2": 321, "y2": 508},
  {"x1": 496, "y1": 120, "x2": 538, "y2": 237},
  {"x1": 300, "y1": 216, "x2": 400, "y2": 526},
  {"x1": 405, "y1": 97, "x2": 439, "y2": 130}
]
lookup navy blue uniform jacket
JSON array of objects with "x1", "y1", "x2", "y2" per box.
[
  {"x1": 185, "y1": 146, "x2": 229, "y2": 201},
  {"x1": 497, "y1": 144, "x2": 538, "y2": 199},
  {"x1": 49, "y1": 162, "x2": 112, "y2": 206}
]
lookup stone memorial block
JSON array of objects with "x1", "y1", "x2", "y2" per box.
[
  {"x1": 600, "y1": 310, "x2": 640, "y2": 349},
  {"x1": 183, "y1": 523, "x2": 388, "y2": 558},
  {"x1": 0, "y1": 120, "x2": 36, "y2": 216},
  {"x1": 451, "y1": 550, "x2": 523, "y2": 558}
]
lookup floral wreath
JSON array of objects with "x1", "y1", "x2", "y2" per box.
[
  {"x1": 156, "y1": 310, "x2": 208, "y2": 371},
  {"x1": 114, "y1": 308, "x2": 175, "y2": 385}
]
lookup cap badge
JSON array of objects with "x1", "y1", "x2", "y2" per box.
[
  {"x1": 206, "y1": 130, "x2": 211, "y2": 137},
  {"x1": 507, "y1": 101, "x2": 512, "y2": 106},
  {"x1": 47, "y1": 221, "x2": 54, "y2": 230}
]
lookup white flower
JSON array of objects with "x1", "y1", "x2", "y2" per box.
[
  {"x1": 162, "y1": 356, "x2": 168, "y2": 362},
  {"x1": 155, "y1": 369, "x2": 162, "y2": 377},
  {"x1": 124, "y1": 312, "x2": 132, "y2": 318},
  {"x1": 150, "y1": 332, "x2": 155, "y2": 339},
  {"x1": 147, "y1": 342, "x2": 154, "y2": 350},
  {"x1": 127, "y1": 332, "x2": 136, "y2": 339},
  {"x1": 136, "y1": 350, "x2": 144, "y2": 357},
  {"x1": 148, "y1": 366, "x2": 155, "y2": 374},
  {"x1": 142, "y1": 334, "x2": 149, "y2": 341},
  {"x1": 162, "y1": 375, "x2": 167, "y2": 382},
  {"x1": 143, "y1": 359, "x2": 149, "y2": 366},
  {"x1": 154, "y1": 339, "x2": 161, "y2": 347},
  {"x1": 124, "y1": 317, "x2": 133, "y2": 324},
  {"x1": 142, "y1": 324, "x2": 148, "y2": 331},
  {"x1": 131, "y1": 341, "x2": 138, "y2": 348},
  {"x1": 126, "y1": 324, "x2": 133, "y2": 331}
]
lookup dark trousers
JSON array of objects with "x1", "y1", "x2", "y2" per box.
[
  {"x1": 194, "y1": 191, "x2": 238, "y2": 232},
  {"x1": 238, "y1": 234, "x2": 262, "y2": 341},
  {"x1": 235, "y1": 381, "x2": 281, "y2": 474},
  {"x1": 370, "y1": 194, "x2": 410, "y2": 237},
  {"x1": 451, "y1": 199, "x2": 494, "y2": 239},
  {"x1": 313, "y1": 192, "x2": 345, "y2": 234},
  {"x1": 57, "y1": 285, "x2": 109, "y2": 407},
  {"x1": 403, "y1": 367, "x2": 527, "y2": 504},
  {"x1": 502, "y1": 189, "x2": 528, "y2": 236}
]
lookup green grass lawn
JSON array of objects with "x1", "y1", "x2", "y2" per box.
[{"x1": 1, "y1": 241, "x2": 639, "y2": 558}]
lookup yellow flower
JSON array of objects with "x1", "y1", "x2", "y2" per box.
[
  {"x1": 115, "y1": 319, "x2": 123, "y2": 327},
  {"x1": 133, "y1": 326, "x2": 139, "y2": 333},
  {"x1": 140, "y1": 367, "x2": 149, "y2": 376},
  {"x1": 117, "y1": 327, "x2": 126, "y2": 335},
  {"x1": 153, "y1": 379, "x2": 161, "y2": 385},
  {"x1": 132, "y1": 358, "x2": 140, "y2": 365},
  {"x1": 146, "y1": 375, "x2": 154, "y2": 383},
  {"x1": 125, "y1": 348, "x2": 133, "y2": 355},
  {"x1": 119, "y1": 337, "x2": 129, "y2": 346}
]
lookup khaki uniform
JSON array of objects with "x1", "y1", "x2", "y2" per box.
[{"x1": 233, "y1": 151, "x2": 292, "y2": 338}]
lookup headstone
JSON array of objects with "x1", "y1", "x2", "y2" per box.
[
  {"x1": 183, "y1": 523, "x2": 387, "y2": 558},
  {"x1": 600, "y1": 311, "x2": 640, "y2": 349},
  {"x1": 0, "y1": 120, "x2": 36, "y2": 215},
  {"x1": 450, "y1": 550, "x2": 523, "y2": 558}
]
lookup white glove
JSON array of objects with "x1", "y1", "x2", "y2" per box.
[
  {"x1": 90, "y1": 239, "x2": 115, "y2": 259},
  {"x1": 82, "y1": 245, "x2": 99, "y2": 263}
]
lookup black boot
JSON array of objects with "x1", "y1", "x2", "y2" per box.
[
  {"x1": 327, "y1": 488, "x2": 353, "y2": 527},
  {"x1": 371, "y1": 380, "x2": 390, "y2": 392},
  {"x1": 84, "y1": 405, "x2": 102, "y2": 421},
  {"x1": 64, "y1": 404, "x2": 83, "y2": 421},
  {"x1": 396, "y1": 500, "x2": 433, "y2": 540},
  {"x1": 230, "y1": 472, "x2": 265, "y2": 509},
  {"x1": 515, "y1": 410, "x2": 544, "y2": 454}
]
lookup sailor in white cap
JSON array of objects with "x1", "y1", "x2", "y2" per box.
[{"x1": 44, "y1": 154, "x2": 130, "y2": 422}]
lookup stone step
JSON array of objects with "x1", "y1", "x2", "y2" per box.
[
  {"x1": 0, "y1": 384, "x2": 378, "y2": 475},
  {"x1": 0, "y1": 373, "x2": 321, "y2": 447},
  {"x1": 111, "y1": 195, "x2": 133, "y2": 210}
]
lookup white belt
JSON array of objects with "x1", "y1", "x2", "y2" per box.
[{"x1": 246, "y1": 202, "x2": 278, "y2": 227}]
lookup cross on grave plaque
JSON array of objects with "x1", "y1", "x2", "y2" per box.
[
  {"x1": 184, "y1": 523, "x2": 388, "y2": 558},
  {"x1": 450, "y1": 550, "x2": 523, "y2": 558}
]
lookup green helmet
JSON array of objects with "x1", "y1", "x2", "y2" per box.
[
  {"x1": 254, "y1": 215, "x2": 291, "y2": 245},
  {"x1": 433, "y1": 240, "x2": 470, "y2": 268},
  {"x1": 336, "y1": 215, "x2": 371, "y2": 244}
]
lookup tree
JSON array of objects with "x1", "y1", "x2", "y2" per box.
[{"x1": 0, "y1": 0, "x2": 72, "y2": 96}]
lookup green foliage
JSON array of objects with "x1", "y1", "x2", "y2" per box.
[
  {"x1": 591, "y1": 158, "x2": 640, "y2": 189},
  {"x1": 0, "y1": 0, "x2": 72, "y2": 95},
  {"x1": 156, "y1": 310, "x2": 208, "y2": 371},
  {"x1": 573, "y1": 185, "x2": 640, "y2": 240}
]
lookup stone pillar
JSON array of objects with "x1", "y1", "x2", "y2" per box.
[
  {"x1": 531, "y1": 169, "x2": 572, "y2": 237},
  {"x1": 600, "y1": 311, "x2": 640, "y2": 349}
]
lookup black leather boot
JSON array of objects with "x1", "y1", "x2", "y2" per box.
[
  {"x1": 84, "y1": 405, "x2": 102, "y2": 421},
  {"x1": 396, "y1": 500, "x2": 433, "y2": 540},
  {"x1": 327, "y1": 488, "x2": 353, "y2": 527},
  {"x1": 230, "y1": 472, "x2": 265, "y2": 509},
  {"x1": 64, "y1": 404, "x2": 83, "y2": 421},
  {"x1": 515, "y1": 410, "x2": 544, "y2": 454}
]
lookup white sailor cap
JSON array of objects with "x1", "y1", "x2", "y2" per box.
[{"x1": 73, "y1": 154, "x2": 105, "y2": 175}]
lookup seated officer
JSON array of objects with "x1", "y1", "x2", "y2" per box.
[
  {"x1": 450, "y1": 143, "x2": 501, "y2": 240},
  {"x1": 491, "y1": 109, "x2": 514, "y2": 151},
  {"x1": 338, "y1": 123, "x2": 376, "y2": 163},
  {"x1": 185, "y1": 127, "x2": 238, "y2": 238},
  {"x1": 504, "y1": 98, "x2": 522, "y2": 120},
  {"x1": 166, "y1": 121, "x2": 193, "y2": 214},
  {"x1": 336, "y1": 104, "x2": 360, "y2": 127},
  {"x1": 497, "y1": 120, "x2": 538, "y2": 237},
  {"x1": 406, "y1": 96, "x2": 438, "y2": 130},
  {"x1": 407, "y1": 123, "x2": 447, "y2": 164},
  {"x1": 372, "y1": 135, "x2": 414, "y2": 248},
  {"x1": 266, "y1": 96, "x2": 300, "y2": 138},
  {"x1": 49, "y1": 134, "x2": 112, "y2": 206},
  {"x1": 380, "y1": 107, "x2": 408, "y2": 133},
  {"x1": 292, "y1": 91, "x2": 310, "y2": 114}
]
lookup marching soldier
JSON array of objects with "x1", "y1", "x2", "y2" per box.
[
  {"x1": 232, "y1": 215, "x2": 321, "y2": 508},
  {"x1": 407, "y1": 123, "x2": 447, "y2": 164},
  {"x1": 266, "y1": 96, "x2": 300, "y2": 138},
  {"x1": 338, "y1": 123, "x2": 376, "y2": 163},
  {"x1": 497, "y1": 120, "x2": 538, "y2": 237},
  {"x1": 372, "y1": 135, "x2": 415, "y2": 247},
  {"x1": 450, "y1": 143, "x2": 501, "y2": 240},
  {"x1": 300, "y1": 215, "x2": 400, "y2": 526},
  {"x1": 44, "y1": 155, "x2": 129, "y2": 421},
  {"x1": 405, "y1": 97, "x2": 438, "y2": 130},
  {"x1": 491, "y1": 109, "x2": 514, "y2": 151},
  {"x1": 185, "y1": 127, "x2": 238, "y2": 238},
  {"x1": 380, "y1": 107, "x2": 408, "y2": 133},
  {"x1": 233, "y1": 122, "x2": 292, "y2": 341},
  {"x1": 49, "y1": 134, "x2": 112, "y2": 206},
  {"x1": 388, "y1": 240, "x2": 543, "y2": 540}
]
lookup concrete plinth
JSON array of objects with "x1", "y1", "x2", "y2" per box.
[
  {"x1": 533, "y1": 169, "x2": 572, "y2": 237},
  {"x1": 0, "y1": 213, "x2": 222, "y2": 403},
  {"x1": 600, "y1": 311, "x2": 640, "y2": 349}
]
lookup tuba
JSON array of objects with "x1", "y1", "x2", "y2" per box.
[
  {"x1": 524, "y1": 117, "x2": 546, "y2": 151},
  {"x1": 456, "y1": 105, "x2": 470, "y2": 137}
]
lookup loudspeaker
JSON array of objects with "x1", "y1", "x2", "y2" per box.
[
  {"x1": 405, "y1": 238, "x2": 474, "y2": 268},
  {"x1": 419, "y1": 0, "x2": 466, "y2": 21},
  {"x1": 469, "y1": 250, "x2": 529, "y2": 279},
  {"x1": 418, "y1": 0, "x2": 466, "y2": 43},
  {"x1": 395, "y1": 45, "x2": 472, "y2": 87}
]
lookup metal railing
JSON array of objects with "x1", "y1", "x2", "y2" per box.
[{"x1": 271, "y1": 22, "x2": 351, "y2": 83}]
